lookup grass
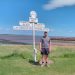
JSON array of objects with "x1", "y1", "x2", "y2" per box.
[{"x1": 0, "y1": 45, "x2": 75, "y2": 75}]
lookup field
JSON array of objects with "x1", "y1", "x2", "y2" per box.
[{"x1": 0, "y1": 45, "x2": 75, "y2": 75}]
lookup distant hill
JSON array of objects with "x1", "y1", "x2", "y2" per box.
[
  {"x1": 0, "y1": 34, "x2": 75, "y2": 45},
  {"x1": 0, "y1": 34, "x2": 41, "y2": 45}
]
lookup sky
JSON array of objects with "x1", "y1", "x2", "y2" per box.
[{"x1": 0, "y1": 0, "x2": 75, "y2": 37}]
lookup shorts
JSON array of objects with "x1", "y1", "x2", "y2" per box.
[{"x1": 41, "y1": 48, "x2": 49, "y2": 55}]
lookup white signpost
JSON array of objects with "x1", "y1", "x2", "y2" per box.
[{"x1": 13, "y1": 11, "x2": 49, "y2": 62}]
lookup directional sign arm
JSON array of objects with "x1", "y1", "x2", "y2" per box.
[{"x1": 13, "y1": 26, "x2": 32, "y2": 30}]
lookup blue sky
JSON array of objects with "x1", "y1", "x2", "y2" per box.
[{"x1": 0, "y1": 0, "x2": 75, "y2": 37}]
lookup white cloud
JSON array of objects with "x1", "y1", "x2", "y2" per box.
[{"x1": 43, "y1": 0, "x2": 75, "y2": 10}]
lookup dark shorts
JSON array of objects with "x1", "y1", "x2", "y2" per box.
[{"x1": 41, "y1": 48, "x2": 49, "y2": 55}]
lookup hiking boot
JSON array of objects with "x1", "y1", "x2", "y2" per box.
[
  {"x1": 45, "y1": 62, "x2": 50, "y2": 67},
  {"x1": 41, "y1": 63, "x2": 46, "y2": 67}
]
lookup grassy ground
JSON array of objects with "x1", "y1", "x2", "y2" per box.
[{"x1": 0, "y1": 45, "x2": 75, "y2": 75}]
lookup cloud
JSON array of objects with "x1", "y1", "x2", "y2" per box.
[{"x1": 43, "y1": 0, "x2": 75, "y2": 10}]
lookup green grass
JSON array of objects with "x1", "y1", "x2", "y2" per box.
[{"x1": 0, "y1": 45, "x2": 75, "y2": 75}]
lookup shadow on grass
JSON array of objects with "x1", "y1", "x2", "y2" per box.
[
  {"x1": 0, "y1": 50, "x2": 39, "y2": 66},
  {"x1": 0, "y1": 54, "x2": 40, "y2": 66},
  {"x1": 0, "y1": 52, "x2": 26, "y2": 59},
  {"x1": 29, "y1": 59, "x2": 40, "y2": 65}
]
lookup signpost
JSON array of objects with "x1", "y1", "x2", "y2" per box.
[{"x1": 13, "y1": 11, "x2": 49, "y2": 62}]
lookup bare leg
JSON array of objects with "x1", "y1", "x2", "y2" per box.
[
  {"x1": 45, "y1": 55, "x2": 50, "y2": 67},
  {"x1": 41, "y1": 55, "x2": 46, "y2": 67},
  {"x1": 43, "y1": 55, "x2": 46, "y2": 63},
  {"x1": 40, "y1": 55, "x2": 43, "y2": 64},
  {"x1": 45, "y1": 55, "x2": 49, "y2": 63},
  {"x1": 40, "y1": 55, "x2": 45, "y2": 64},
  {"x1": 41, "y1": 55, "x2": 49, "y2": 64}
]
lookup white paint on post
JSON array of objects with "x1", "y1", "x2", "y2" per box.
[
  {"x1": 32, "y1": 23, "x2": 37, "y2": 62},
  {"x1": 29, "y1": 11, "x2": 38, "y2": 62}
]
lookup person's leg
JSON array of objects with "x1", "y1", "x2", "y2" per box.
[
  {"x1": 45, "y1": 48, "x2": 50, "y2": 66},
  {"x1": 46, "y1": 56, "x2": 49, "y2": 67},
  {"x1": 39, "y1": 55, "x2": 43, "y2": 64},
  {"x1": 41, "y1": 48, "x2": 46, "y2": 63},
  {"x1": 40, "y1": 48, "x2": 47, "y2": 67},
  {"x1": 43, "y1": 55, "x2": 46, "y2": 63},
  {"x1": 41, "y1": 55, "x2": 46, "y2": 67},
  {"x1": 40, "y1": 53, "x2": 45, "y2": 64},
  {"x1": 45, "y1": 55, "x2": 48, "y2": 63},
  {"x1": 40, "y1": 55, "x2": 45, "y2": 64}
]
